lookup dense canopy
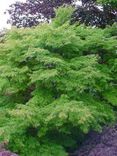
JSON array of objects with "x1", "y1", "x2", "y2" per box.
[{"x1": 0, "y1": 6, "x2": 117, "y2": 156}]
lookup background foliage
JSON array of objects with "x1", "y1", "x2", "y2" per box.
[
  {"x1": 0, "y1": 6, "x2": 117, "y2": 156},
  {"x1": 7, "y1": 0, "x2": 117, "y2": 28}
]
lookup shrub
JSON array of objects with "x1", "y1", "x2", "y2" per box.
[{"x1": 0, "y1": 7, "x2": 117, "y2": 155}]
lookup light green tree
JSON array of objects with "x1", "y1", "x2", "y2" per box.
[{"x1": 0, "y1": 7, "x2": 117, "y2": 156}]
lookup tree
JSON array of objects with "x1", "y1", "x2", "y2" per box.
[
  {"x1": 0, "y1": 7, "x2": 117, "y2": 156},
  {"x1": 7, "y1": 0, "x2": 117, "y2": 28},
  {"x1": 71, "y1": 0, "x2": 117, "y2": 28},
  {"x1": 7, "y1": 0, "x2": 72, "y2": 27}
]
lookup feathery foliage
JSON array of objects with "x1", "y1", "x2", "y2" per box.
[{"x1": 0, "y1": 7, "x2": 117, "y2": 155}]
